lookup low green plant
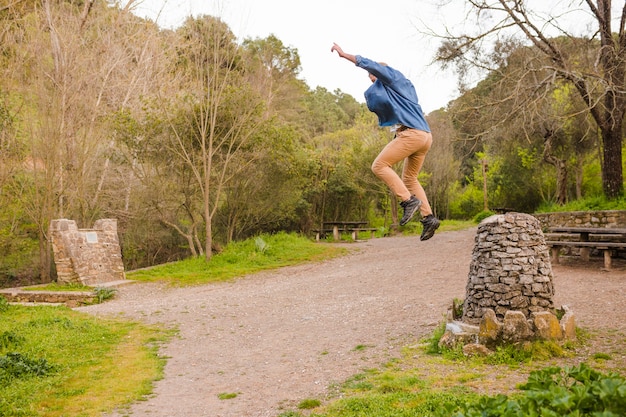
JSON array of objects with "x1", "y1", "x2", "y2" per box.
[
  {"x1": 0, "y1": 352, "x2": 56, "y2": 384},
  {"x1": 452, "y1": 298, "x2": 464, "y2": 320},
  {"x1": 593, "y1": 352, "x2": 612, "y2": 361},
  {"x1": 93, "y1": 286, "x2": 117, "y2": 303},
  {"x1": 423, "y1": 321, "x2": 447, "y2": 355},
  {"x1": 436, "y1": 363, "x2": 626, "y2": 416},
  {"x1": 254, "y1": 236, "x2": 270, "y2": 254},
  {"x1": 217, "y1": 392, "x2": 238, "y2": 400},
  {"x1": 353, "y1": 344, "x2": 372, "y2": 352}
]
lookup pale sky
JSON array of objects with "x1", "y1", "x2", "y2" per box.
[{"x1": 131, "y1": 0, "x2": 461, "y2": 114}]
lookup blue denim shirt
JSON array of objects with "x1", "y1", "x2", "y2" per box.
[{"x1": 356, "y1": 55, "x2": 430, "y2": 133}]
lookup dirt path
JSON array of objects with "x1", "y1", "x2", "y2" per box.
[{"x1": 77, "y1": 228, "x2": 626, "y2": 417}]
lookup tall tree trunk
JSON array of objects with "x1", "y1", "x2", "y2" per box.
[
  {"x1": 600, "y1": 121, "x2": 624, "y2": 198},
  {"x1": 543, "y1": 132, "x2": 568, "y2": 205},
  {"x1": 575, "y1": 159, "x2": 584, "y2": 200}
]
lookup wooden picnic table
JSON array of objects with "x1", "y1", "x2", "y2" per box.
[
  {"x1": 548, "y1": 226, "x2": 626, "y2": 239},
  {"x1": 313, "y1": 221, "x2": 375, "y2": 241},
  {"x1": 546, "y1": 226, "x2": 626, "y2": 269}
]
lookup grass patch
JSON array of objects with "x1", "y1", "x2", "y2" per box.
[
  {"x1": 401, "y1": 219, "x2": 475, "y2": 237},
  {"x1": 21, "y1": 283, "x2": 93, "y2": 292},
  {"x1": 0, "y1": 300, "x2": 172, "y2": 416},
  {"x1": 593, "y1": 352, "x2": 612, "y2": 361},
  {"x1": 352, "y1": 344, "x2": 373, "y2": 352},
  {"x1": 298, "y1": 398, "x2": 321, "y2": 409},
  {"x1": 536, "y1": 195, "x2": 626, "y2": 212},
  {"x1": 127, "y1": 232, "x2": 348, "y2": 286}
]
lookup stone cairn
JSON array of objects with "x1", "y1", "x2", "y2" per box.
[
  {"x1": 439, "y1": 212, "x2": 576, "y2": 354},
  {"x1": 49, "y1": 219, "x2": 126, "y2": 286}
]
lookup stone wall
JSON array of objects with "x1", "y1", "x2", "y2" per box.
[
  {"x1": 534, "y1": 210, "x2": 626, "y2": 230},
  {"x1": 49, "y1": 219, "x2": 125, "y2": 286}
]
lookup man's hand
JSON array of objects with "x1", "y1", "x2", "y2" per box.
[{"x1": 331, "y1": 43, "x2": 343, "y2": 56}]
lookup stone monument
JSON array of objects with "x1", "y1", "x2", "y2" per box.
[
  {"x1": 463, "y1": 212, "x2": 555, "y2": 323},
  {"x1": 439, "y1": 212, "x2": 576, "y2": 351},
  {"x1": 49, "y1": 219, "x2": 126, "y2": 286}
]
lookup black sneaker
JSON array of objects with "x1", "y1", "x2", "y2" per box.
[
  {"x1": 399, "y1": 196, "x2": 422, "y2": 226},
  {"x1": 420, "y1": 215, "x2": 440, "y2": 241}
]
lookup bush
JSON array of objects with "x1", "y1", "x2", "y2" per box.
[
  {"x1": 473, "y1": 210, "x2": 495, "y2": 223},
  {"x1": 0, "y1": 352, "x2": 56, "y2": 385}
]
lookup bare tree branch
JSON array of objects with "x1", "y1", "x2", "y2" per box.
[{"x1": 78, "y1": 0, "x2": 94, "y2": 30}]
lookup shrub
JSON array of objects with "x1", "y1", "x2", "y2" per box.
[
  {"x1": 473, "y1": 210, "x2": 495, "y2": 223},
  {"x1": 0, "y1": 352, "x2": 56, "y2": 385}
]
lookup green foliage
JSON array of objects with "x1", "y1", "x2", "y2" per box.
[
  {"x1": 473, "y1": 210, "x2": 495, "y2": 223},
  {"x1": 0, "y1": 331, "x2": 24, "y2": 350},
  {"x1": 452, "y1": 298, "x2": 464, "y2": 319},
  {"x1": 93, "y1": 287, "x2": 117, "y2": 303},
  {"x1": 0, "y1": 352, "x2": 56, "y2": 385},
  {"x1": 0, "y1": 212, "x2": 39, "y2": 287},
  {"x1": 254, "y1": 237, "x2": 269, "y2": 254},
  {"x1": 489, "y1": 146, "x2": 546, "y2": 212},
  {"x1": 423, "y1": 321, "x2": 447, "y2": 355},
  {"x1": 127, "y1": 232, "x2": 346, "y2": 286},
  {"x1": 448, "y1": 182, "x2": 484, "y2": 220},
  {"x1": 438, "y1": 363, "x2": 626, "y2": 416},
  {"x1": 0, "y1": 296, "x2": 8, "y2": 313}
]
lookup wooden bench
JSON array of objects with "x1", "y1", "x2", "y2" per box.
[
  {"x1": 312, "y1": 226, "x2": 377, "y2": 242},
  {"x1": 353, "y1": 227, "x2": 378, "y2": 240},
  {"x1": 312, "y1": 228, "x2": 333, "y2": 241},
  {"x1": 545, "y1": 240, "x2": 626, "y2": 270}
]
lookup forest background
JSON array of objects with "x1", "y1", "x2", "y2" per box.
[{"x1": 1, "y1": 0, "x2": 625, "y2": 287}]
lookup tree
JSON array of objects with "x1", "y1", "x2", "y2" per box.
[
  {"x1": 423, "y1": 110, "x2": 462, "y2": 218},
  {"x1": 163, "y1": 15, "x2": 269, "y2": 260},
  {"x1": 241, "y1": 34, "x2": 307, "y2": 120},
  {"x1": 448, "y1": 39, "x2": 600, "y2": 207},
  {"x1": 436, "y1": 0, "x2": 625, "y2": 199},
  {"x1": 0, "y1": 0, "x2": 166, "y2": 282}
]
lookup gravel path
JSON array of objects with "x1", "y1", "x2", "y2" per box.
[{"x1": 77, "y1": 227, "x2": 626, "y2": 417}]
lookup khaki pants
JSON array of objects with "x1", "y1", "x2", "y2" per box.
[{"x1": 372, "y1": 129, "x2": 433, "y2": 217}]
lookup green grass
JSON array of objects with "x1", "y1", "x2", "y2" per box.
[
  {"x1": 127, "y1": 231, "x2": 348, "y2": 286},
  {"x1": 536, "y1": 194, "x2": 626, "y2": 212},
  {"x1": 0, "y1": 302, "x2": 172, "y2": 417},
  {"x1": 298, "y1": 398, "x2": 321, "y2": 409},
  {"x1": 21, "y1": 283, "x2": 92, "y2": 292},
  {"x1": 217, "y1": 392, "x2": 238, "y2": 400},
  {"x1": 400, "y1": 219, "x2": 475, "y2": 237}
]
